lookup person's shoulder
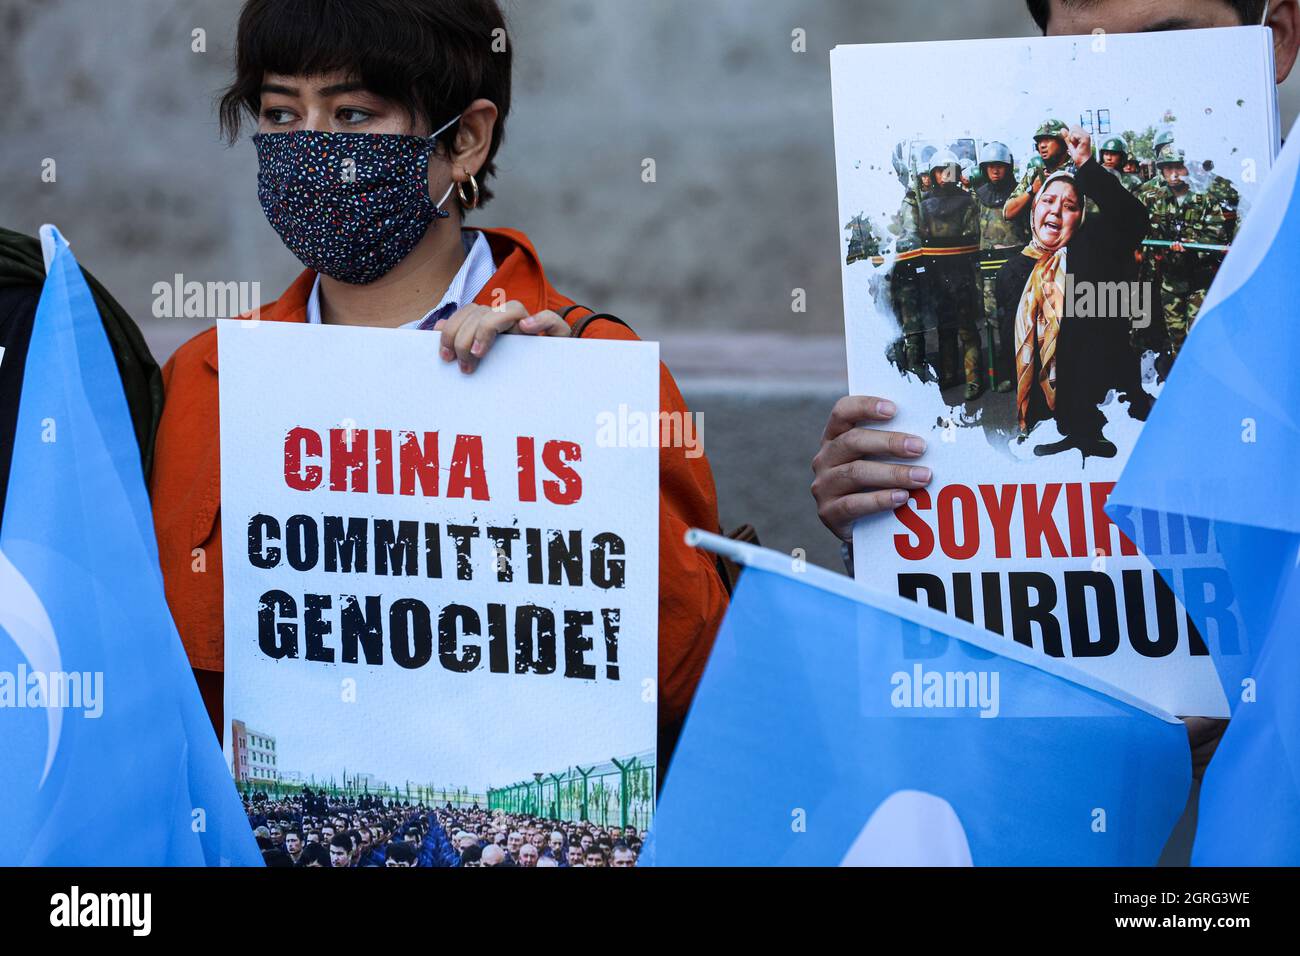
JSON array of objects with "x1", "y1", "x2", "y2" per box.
[
  {"x1": 555, "y1": 299, "x2": 641, "y2": 344},
  {"x1": 0, "y1": 285, "x2": 39, "y2": 360},
  {"x1": 165, "y1": 283, "x2": 301, "y2": 377},
  {"x1": 1136, "y1": 177, "x2": 1164, "y2": 198},
  {"x1": 167, "y1": 325, "x2": 218, "y2": 372}
]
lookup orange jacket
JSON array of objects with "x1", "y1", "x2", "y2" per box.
[{"x1": 149, "y1": 227, "x2": 728, "y2": 728}]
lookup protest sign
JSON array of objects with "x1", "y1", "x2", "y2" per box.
[
  {"x1": 831, "y1": 28, "x2": 1279, "y2": 716},
  {"x1": 217, "y1": 321, "x2": 659, "y2": 842}
]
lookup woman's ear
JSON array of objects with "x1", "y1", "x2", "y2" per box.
[
  {"x1": 1271, "y1": 0, "x2": 1299, "y2": 84},
  {"x1": 450, "y1": 98, "x2": 499, "y2": 181}
]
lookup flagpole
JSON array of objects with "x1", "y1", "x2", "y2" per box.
[{"x1": 684, "y1": 528, "x2": 752, "y2": 565}]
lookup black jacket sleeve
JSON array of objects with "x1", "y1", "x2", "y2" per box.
[
  {"x1": 0, "y1": 226, "x2": 162, "y2": 477},
  {"x1": 0, "y1": 285, "x2": 39, "y2": 531},
  {"x1": 1074, "y1": 157, "x2": 1150, "y2": 255}
]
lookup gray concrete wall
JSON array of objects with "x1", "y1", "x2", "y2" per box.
[{"x1": 3, "y1": 0, "x2": 1296, "y2": 572}]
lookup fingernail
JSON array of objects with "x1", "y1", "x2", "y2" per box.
[
  {"x1": 440, "y1": 347, "x2": 453, "y2": 361},
  {"x1": 470, "y1": 341, "x2": 484, "y2": 356},
  {"x1": 876, "y1": 400, "x2": 897, "y2": 417},
  {"x1": 904, "y1": 437, "x2": 926, "y2": 455},
  {"x1": 910, "y1": 467, "x2": 932, "y2": 483},
  {"x1": 891, "y1": 490, "x2": 909, "y2": 505},
  {"x1": 459, "y1": 361, "x2": 471, "y2": 373}
]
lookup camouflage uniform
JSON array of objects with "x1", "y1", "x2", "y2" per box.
[
  {"x1": 1108, "y1": 166, "x2": 1145, "y2": 194},
  {"x1": 1099, "y1": 136, "x2": 1144, "y2": 193},
  {"x1": 1122, "y1": 159, "x2": 1145, "y2": 191},
  {"x1": 1140, "y1": 149, "x2": 1239, "y2": 355},
  {"x1": 1005, "y1": 119, "x2": 1105, "y2": 235},
  {"x1": 973, "y1": 141, "x2": 1026, "y2": 391},
  {"x1": 1205, "y1": 173, "x2": 1241, "y2": 228},
  {"x1": 1007, "y1": 120, "x2": 1071, "y2": 209}
]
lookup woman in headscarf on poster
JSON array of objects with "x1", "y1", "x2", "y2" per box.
[{"x1": 994, "y1": 125, "x2": 1152, "y2": 459}]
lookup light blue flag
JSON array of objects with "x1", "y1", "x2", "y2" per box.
[
  {"x1": 1191, "y1": 560, "x2": 1300, "y2": 864},
  {"x1": 649, "y1": 532, "x2": 1190, "y2": 866},
  {"x1": 1109, "y1": 120, "x2": 1300, "y2": 865},
  {"x1": 0, "y1": 226, "x2": 261, "y2": 866}
]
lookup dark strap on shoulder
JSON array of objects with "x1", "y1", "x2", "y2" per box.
[{"x1": 559, "y1": 303, "x2": 632, "y2": 339}]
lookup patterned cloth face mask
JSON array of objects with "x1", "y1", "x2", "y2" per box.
[{"x1": 252, "y1": 113, "x2": 461, "y2": 284}]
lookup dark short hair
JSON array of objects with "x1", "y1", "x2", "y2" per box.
[
  {"x1": 299, "y1": 842, "x2": 330, "y2": 868},
  {"x1": 330, "y1": 834, "x2": 353, "y2": 851},
  {"x1": 1026, "y1": 0, "x2": 1264, "y2": 31},
  {"x1": 299, "y1": 842, "x2": 331, "y2": 866},
  {"x1": 219, "y1": 0, "x2": 512, "y2": 206},
  {"x1": 387, "y1": 842, "x2": 418, "y2": 864}
]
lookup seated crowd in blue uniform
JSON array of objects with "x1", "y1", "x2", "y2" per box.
[{"x1": 244, "y1": 789, "x2": 642, "y2": 867}]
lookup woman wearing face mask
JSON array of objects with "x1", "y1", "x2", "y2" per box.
[
  {"x1": 993, "y1": 125, "x2": 1152, "y2": 459},
  {"x1": 149, "y1": 0, "x2": 729, "y2": 759}
]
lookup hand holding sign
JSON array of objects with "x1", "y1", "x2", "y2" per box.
[{"x1": 435, "y1": 299, "x2": 570, "y2": 374}]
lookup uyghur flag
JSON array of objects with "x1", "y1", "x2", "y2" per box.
[
  {"x1": 649, "y1": 532, "x2": 1190, "y2": 866},
  {"x1": 1109, "y1": 118, "x2": 1300, "y2": 865},
  {"x1": 0, "y1": 225, "x2": 261, "y2": 865}
]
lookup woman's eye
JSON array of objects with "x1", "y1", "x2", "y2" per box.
[
  {"x1": 337, "y1": 108, "x2": 373, "y2": 126},
  {"x1": 262, "y1": 108, "x2": 295, "y2": 125}
]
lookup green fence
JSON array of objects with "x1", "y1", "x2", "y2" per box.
[
  {"x1": 237, "y1": 777, "x2": 485, "y2": 808},
  {"x1": 486, "y1": 752, "x2": 655, "y2": 830}
]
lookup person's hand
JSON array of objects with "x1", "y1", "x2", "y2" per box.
[
  {"x1": 811, "y1": 396, "x2": 933, "y2": 543},
  {"x1": 1182, "y1": 717, "x2": 1229, "y2": 782},
  {"x1": 1064, "y1": 125, "x2": 1093, "y2": 168},
  {"x1": 1030, "y1": 175, "x2": 1044, "y2": 195},
  {"x1": 436, "y1": 300, "x2": 571, "y2": 373}
]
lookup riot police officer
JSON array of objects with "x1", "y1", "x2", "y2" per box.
[
  {"x1": 885, "y1": 142, "x2": 930, "y2": 377},
  {"x1": 973, "y1": 141, "x2": 1026, "y2": 393},
  {"x1": 920, "y1": 148, "x2": 983, "y2": 400}
]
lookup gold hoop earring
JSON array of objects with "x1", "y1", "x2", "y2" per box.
[{"x1": 457, "y1": 174, "x2": 480, "y2": 210}]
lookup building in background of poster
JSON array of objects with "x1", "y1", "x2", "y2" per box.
[
  {"x1": 830, "y1": 27, "x2": 1280, "y2": 717},
  {"x1": 218, "y1": 323, "x2": 659, "y2": 864}
]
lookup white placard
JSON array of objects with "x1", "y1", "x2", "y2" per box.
[
  {"x1": 217, "y1": 321, "x2": 659, "y2": 803},
  {"x1": 831, "y1": 28, "x2": 1279, "y2": 716}
]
